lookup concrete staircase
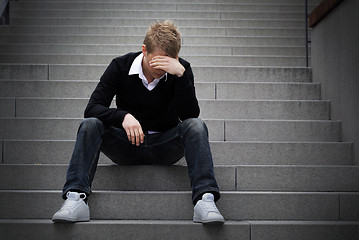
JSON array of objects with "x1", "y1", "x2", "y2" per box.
[{"x1": 1, "y1": 0, "x2": 359, "y2": 239}]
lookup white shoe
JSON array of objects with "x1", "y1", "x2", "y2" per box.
[
  {"x1": 193, "y1": 193, "x2": 225, "y2": 224},
  {"x1": 52, "y1": 191, "x2": 90, "y2": 223}
]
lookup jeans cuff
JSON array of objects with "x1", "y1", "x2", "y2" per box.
[
  {"x1": 62, "y1": 185, "x2": 92, "y2": 199},
  {"x1": 192, "y1": 186, "x2": 220, "y2": 205}
]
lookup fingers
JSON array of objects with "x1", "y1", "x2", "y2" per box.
[
  {"x1": 127, "y1": 127, "x2": 144, "y2": 146},
  {"x1": 150, "y1": 56, "x2": 170, "y2": 65},
  {"x1": 134, "y1": 128, "x2": 144, "y2": 146},
  {"x1": 122, "y1": 113, "x2": 145, "y2": 146},
  {"x1": 149, "y1": 58, "x2": 169, "y2": 69},
  {"x1": 149, "y1": 56, "x2": 184, "y2": 77}
]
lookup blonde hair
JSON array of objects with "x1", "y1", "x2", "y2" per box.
[{"x1": 143, "y1": 20, "x2": 181, "y2": 58}]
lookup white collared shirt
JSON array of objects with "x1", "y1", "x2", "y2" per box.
[{"x1": 128, "y1": 53, "x2": 167, "y2": 91}]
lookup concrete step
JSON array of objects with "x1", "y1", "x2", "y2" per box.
[
  {"x1": 10, "y1": 1, "x2": 318, "y2": 12},
  {"x1": 200, "y1": 100, "x2": 329, "y2": 120},
  {"x1": 0, "y1": 98, "x2": 14, "y2": 117},
  {"x1": 1, "y1": 140, "x2": 353, "y2": 165},
  {"x1": 223, "y1": 119, "x2": 339, "y2": 142},
  {"x1": 1, "y1": 164, "x2": 359, "y2": 192},
  {"x1": 0, "y1": 118, "x2": 335, "y2": 141},
  {"x1": 0, "y1": 219, "x2": 249, "y2": 240},
  {"x1": 0, "y1": 34, "x2": 306, "y2": 46},
  {"x1": 10, "y1": 9, "x2": 305, "y2": 20},
  {"x1": 0, "y1": 118, "x2": 226, "y2": 140},
  {"x1": 0, "y1": 64, "x2": 312, "y2": 82},
  {"x1": 9, "y1": 18, "x2": 306, "y2": 28},
  {"x1": 0, "y1": 54, "x2": 309, "y2": 67},
  {"x1": 0, "y1": 190, "x2": 355, "y2": 221},
  {"x1": 0, "y1": 80, "x2": 320, "y2": 100},
  {"x1": 10, "y1": 9, "x2": 222, "y2": 19},
  {"x1": 0, "y1": 26, "x2": 307, "y2": 37},
  {"x1": 0, "y1": 25, "x2": 227, "y2": 36},
  {"x1": 0, "y1": 164, "x2": 234, "y2": 192},
  {"x1": 249, "y1": 221, "x2": 359, "y2": 240},
  {"x1": 215, "y1": 82, "x2": 319, "y2": 100},
  {"x1": 0, "y1": 219, "x2": 357, "y2": 240},
  {"x1": 0, "y1": 44, "x2": 309, "y2": 56},
  {"x1": 16, "y1": 0, "x2": 320, "y2": 3},
  {"x1": 236, "y1": 165, "x2": 359, "y2": 191},
  {"x1": 0, "y1": 98, "x2": 330, "y2": 120},
  {"x1": 16, "y1": 0, "x2": 320, "y2": 2}
]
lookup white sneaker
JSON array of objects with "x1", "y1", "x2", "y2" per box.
[
  {"x1": 193, "y1": 193, "x2": 225, "y2": 224},
  {"x1": 52, "y1": 191, "x2": 90, "y2": 223}
]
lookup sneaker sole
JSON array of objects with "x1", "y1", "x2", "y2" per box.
[
  {"x1": 52, "y1": 217, "x2": 90, "y2": 223},
  {"x1": 193, "y1": 217, "x2": 225, "y2": 224}
]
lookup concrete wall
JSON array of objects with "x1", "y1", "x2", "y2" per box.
[{"x1": 311, "y1": 0, "x2": 359, "y2": 164}]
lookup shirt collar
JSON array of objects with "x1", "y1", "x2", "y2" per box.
[{"x1": 129, "y1": 53, "x2": 167, "y2": 82}]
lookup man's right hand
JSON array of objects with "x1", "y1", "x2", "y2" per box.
[{"x1": 122, "y1": 113, "x2": 145, "y2": 146}]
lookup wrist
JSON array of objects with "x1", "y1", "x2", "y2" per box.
[{"x1": 176, "y1": 65, "x2": 185, "y2": 77}]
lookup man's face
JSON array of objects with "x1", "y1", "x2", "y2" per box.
[{"x1": 142, "y1": 45, "x2": 168, "y2": 80}]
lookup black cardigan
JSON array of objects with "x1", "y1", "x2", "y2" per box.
[{"x1": 84, "y1": 51, "x2": 200, "y2": 132}]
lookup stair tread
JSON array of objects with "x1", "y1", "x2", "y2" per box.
[
  {"x1": 1, "y1": 164, "x2": 359, "y2": 192},
  {"x1": 1, "y1": 219, "x2": 356, "y2": 240}
]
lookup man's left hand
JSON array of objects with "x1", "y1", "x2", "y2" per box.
[{"x1": 150, "y1": 56, "x2": 185, "y2": 77}]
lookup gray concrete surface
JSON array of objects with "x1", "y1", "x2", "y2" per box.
[{"x1": 311, "y1": 0, "x2": 359, "y2": 164}]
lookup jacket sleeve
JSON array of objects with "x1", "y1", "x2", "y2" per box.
[
  {"x1": 174, "y1": 60, "x2": 200, "y2": 120},
  {"x1": 84, "y1": 59, "x2": 128, "y2": 127}
]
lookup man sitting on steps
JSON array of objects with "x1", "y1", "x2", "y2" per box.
[{"x1": 52, "y1": 20, "x2": 225, "y2": 224}]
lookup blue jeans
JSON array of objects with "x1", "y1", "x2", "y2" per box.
[{"x1": 63, "y1": 117, "x2": 220, "y2": 204}]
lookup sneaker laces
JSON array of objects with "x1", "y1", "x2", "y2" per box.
[
  {"x1": 59, "y1": 192, "x2": 86, "y2": 212},
  {"x1": 200, "y1": 200, "x2": 220, "y2": 214}
]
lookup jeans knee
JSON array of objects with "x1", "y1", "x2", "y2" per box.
[
  {"x1": 79, "y1": 118, "x2": 103, "y2": 133},
  {"x1": 181, "y1": 118, "x2": 208, "y2": 136}
]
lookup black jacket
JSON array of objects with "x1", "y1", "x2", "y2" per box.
[{"x1": 84, "y1": 52, "x2": 200, "y2": 132}]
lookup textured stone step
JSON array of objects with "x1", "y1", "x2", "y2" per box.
[
  {"x1": 2, "y1": 98, "x2": 337, "y2": 141},
  {"x1": 0, "y1": 80, "x2": 320, "y2": 100},
  {"x1": 0, "y1": 35, "x2": 306, "y2": 46},
  {"x1": 0, "y1": 54, "x2": 310, "y2": 67},
  {"x1": 0, "y1": 118, "x2": 224, "y2": 141},
  {"x1": 0, "y1": 44, "x2": 231, "y2": 55},
  {"x1": 0, "y1": 98, "x2": 330, "y2": 120},
  {"x1": 0, "y1": 82, "x2": 216, "y2": 100},
  {"x1": 0, "y1": 54, "x2": 309, "y2": 67},
  {"x1": 249, "y1": 221, "x2": 359, "y2": 240},
  {"x1": 199, "y1": 100, "x2": 330, "y2": 120},
  {"x1": 0, "y1": 118, "x2": 335, "y2": 141},
  {"x1": 21, "y1": 0, "x2": 318, "y2": 2},
  {"x1": 0, "y1": 64, "x2": 49, "y2": 80},
  {"x1": 10, "y1": 9, "x2": 222, "y2": 19},
  {"x1": 0, "y1": 190, "x2": 353, "y2": 221},
  {"x1": 0, "y1": 64, "x2": 312, "y2": 82},
  {"x1": 17, "y1": 0, "x2": 320, "y2": 2},
  {"x1": 236, "y1": 166, "x2": 359, "y2": 192},
  {"x1": 0, "y1": 219, "x2": 250, "y2": 240},
  {"x1": 1, "y1": 140, "x2": 353, "y2": 165},
  {"x1": 0, "y1": 164, "x2": 234, "y2": 191},
  {"x1": 1, "y1": 219, "x2": 356, "y2": 240},
  {"x1": 10, "y1": 1, "x2": 317, "y2": 12},
  {"x1": 0, "y1": 26, "x2": 228, "y2": 36},
  {"x1": 0, "y1": 43, "x2": 309, "y2": 56},
  {"x1": 1, "y1": 165, "x2": 358, "y2": 192},
  {"x1": 0, "y1": 98, "x2": 14, "y2": 117},
  {"x1": 0, "y1": 26, "x2": 307, "y2": 37},
  {"x1": 10, "y1": 9, "x2": 305, "y2": 20},
  {"x1": 223, "y1": 119, "x2": 339, "y2": 142},
  {"x1": 9, "y1": 18, "x2": 306, "y2": 28},
  {"x1": 216, "y1": 82, "x2": 319, "y2": 100}
]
